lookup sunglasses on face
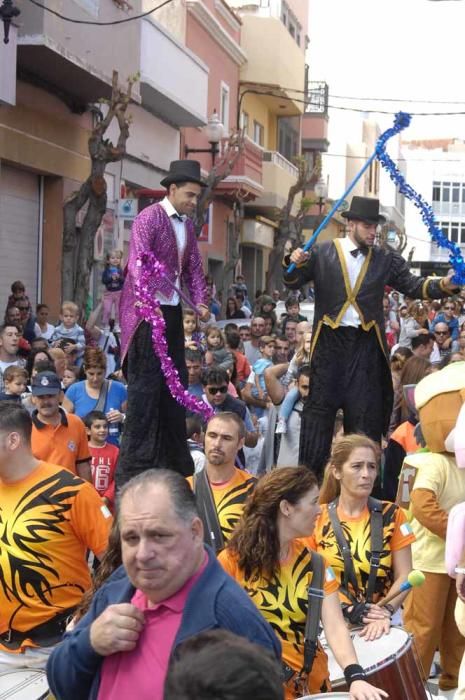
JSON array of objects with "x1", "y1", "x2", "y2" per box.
[
  {"x1": 435, "y1": 331, "x2": 449, "y2": 336},
  {"x1": 207, "y1": 386, "x2": 228, "y2": 395}
]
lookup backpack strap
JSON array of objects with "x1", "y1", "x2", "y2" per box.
[
  {"x1": 193, "y1": 470, "x2": 225, "y2": 554},
  {"x1": 366, "y1": 497, "x2": 384, "y2": 604}
]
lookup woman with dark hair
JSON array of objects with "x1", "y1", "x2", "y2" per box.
[
  {"x1": 219, "y1": 467, "x2": 387, "y2": 700},
  {"x1": 25, "y1": 347, "x2": 54, "y2": 380},
  {"x1": 226, "y1": 297, "x2": 246, "y2": 320},
  {"x1": 312, "y1": 434, "x2": 415, "y2": 641}
]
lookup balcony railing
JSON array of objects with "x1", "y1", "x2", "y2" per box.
[{"x1": 262, "y1": 150, "x2": 299, "y2": 178}]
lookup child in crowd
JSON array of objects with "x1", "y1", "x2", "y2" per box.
[
  {"x1": 101, "y1": 249, "x2": 124, "y2": 333},
  {"x1": 63, "y1": 366, "x2": 80, "y2": 391},
  {"x1": 35, "y1": 303, "x2": 55, "y2": 342},
  {"x1": 276, "y1": 331, "x2": 311, "y2": 434},
  {"x1": 225, "y1": 330, "x2": 250, "y2": 388},
  {"x1": 186, "y1": 415, "x2": 206, "y2": 474},
  {"x1": 50, "y1": 301, "x2": 86, "y2": 363},
  {"x1": 7, "y1": 280, "x2": 31, "y2": 311},
  {"x1": 281, "y1": 294, "x2": 306, "y2": 331},
  {"x1": 183, "y1": 309, "x2": 206, "y2": 352},
  {"x1": 205, "y1": 325, "x2": 233, "y2": 371},
  {"x1": 250, "y1": 336, "x2": 275, "y2": 419},
  {"x1": 0, "y1": 366, "x2": 28, "y2": 402},
  {"x1": 84, "y1": 410, "x2": 119, "y2": 511}
]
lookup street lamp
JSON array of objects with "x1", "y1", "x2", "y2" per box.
[
  {"x1": 0, "y1": 0, "x2": 20, "y2": 44},
  {"x1": 184, "y1": 110, "x2": 224, "y2": 165},
  {"x1": 314, "y1": 177, "x2": 328, "y2": 215}
]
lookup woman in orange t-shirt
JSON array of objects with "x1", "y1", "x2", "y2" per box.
[
  {"x1": 218, "y1": 467, "x2": 387, "y2": 700},
  {"x1": 310, "y1": 433, "x2": 415, "y2": 642}
]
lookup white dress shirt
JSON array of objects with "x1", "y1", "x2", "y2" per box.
[
  {"x1": 337, "y1": 236, "x2": 365, "y2": 328},
  {"x1": 158, "y1": 197, "x2": 187, "y2": 305}
]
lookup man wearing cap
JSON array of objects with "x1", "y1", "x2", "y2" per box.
[
  {"x1": 31, "y1": 371, "x2": 91, "y2": 482},
  {"x1": 283, "y1": 195, "x2": 460, "y2": 481},
  {"x1": 118, "y1": 161, "x2": 210, "y2": 486}
]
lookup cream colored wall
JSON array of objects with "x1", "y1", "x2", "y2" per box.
[
  {"x1": 240, "y1": 15, "x2": 305, "y2": 112},
  {"x1": 0, "y1": 82, "x2": 91, "y2": 181},
  {"x1": 241, "y1": 93, "x2": 277, "y2": 151},
  {"x1": 145, "y1": 0, "x2": 186, "y2": 42}
]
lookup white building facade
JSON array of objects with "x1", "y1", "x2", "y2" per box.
[{"x1": 402, "y1": 140, "x2": 465, "y2": 273}]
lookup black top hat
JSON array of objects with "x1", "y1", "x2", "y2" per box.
[
  {"x1": 160, "y1": 160, "x2": 206, "y2": 189},
  {"x1": 341, "y1": 196, "x2": 386, "y2": 224}
]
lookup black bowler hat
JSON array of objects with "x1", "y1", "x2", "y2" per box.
[
  {"x1": 160, "y1": 160, "x2": 206, "y2": 189},
  {"x1": 341, "y1": 196, "x2": 386, "y2": 224}
]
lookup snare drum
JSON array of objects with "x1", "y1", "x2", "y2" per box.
[
  {"x1": 0, "y1": 670, "x2": 49, "y2": 699},
  {"x1": 325, "y1": 626, "x2": 429, "y2": 700}
]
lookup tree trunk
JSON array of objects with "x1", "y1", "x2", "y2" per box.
[
  {"x1": 220, "y1": 208, "x2": 241, "y2": 301},
  {"x1": 73, "y1": 177, "x2": 108, "y2": 311},
  {"x1": 61, "y1": 70, "x2": 135, "y2": 308},
  {"x1": 62, "y1": 181, "x2": 91, "y2": 301}
]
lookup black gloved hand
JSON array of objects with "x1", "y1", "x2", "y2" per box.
[{"x1": 342, "y1": 602, "x2": 369, "y2": 626}]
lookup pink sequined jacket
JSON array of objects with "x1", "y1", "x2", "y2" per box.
[{"x1": 119, "y1": 203, "x2": 207, "y2": 362}]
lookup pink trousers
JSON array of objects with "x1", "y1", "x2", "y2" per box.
[{"x1": 102, "y1": 289, "x2": 121, "y2": 326}]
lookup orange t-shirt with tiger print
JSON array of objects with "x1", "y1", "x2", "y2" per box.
[
  {"x1": 0, "y1": 461, "x2": 112, "y2": 652},
  {"x1": 219, "y1": 539, "x2": 339, "y2": 698},
  {"x1": 308, "y1": 500, "x2": 415, "y2": 605},
  {"x1": 187, "y1": 468, "x2": 256, "y2": 542}
]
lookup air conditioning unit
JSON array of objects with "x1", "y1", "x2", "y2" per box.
[{"x1": 118, "y1": 198, "x2": 138, "y2": 219}]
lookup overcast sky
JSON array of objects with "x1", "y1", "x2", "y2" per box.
[{"x1": 308, "y1": 0, "x2": 465, "y2": 140}]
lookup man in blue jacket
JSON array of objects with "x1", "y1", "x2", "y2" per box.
[{"x1": 46, "y1": 469, "x2": 280, "y2": 700}]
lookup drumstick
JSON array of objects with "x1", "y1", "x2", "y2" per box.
[{"x1": 380, "y1": 569, "x2": 425, "y2": 607}]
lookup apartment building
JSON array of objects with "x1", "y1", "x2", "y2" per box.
[
  {"x1": 224, "y1": 0, "x2": 308, "y2": 292},
  {"x1": 0, "y1": 0, "x2": 208, "y2": 314},
  {"x1": 402, "y1": 139, "x2": 465, "y2": 275}
]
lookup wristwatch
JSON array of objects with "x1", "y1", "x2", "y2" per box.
[{"x1": 384, "y1": 604, "x2": 395, "y2": 616}]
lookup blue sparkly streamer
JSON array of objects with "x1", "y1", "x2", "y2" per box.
[
  {"x1": 376, "y1": 111, "x2": 465, "y2": 285},
  {"x1": 287, "y1": 111, "x2": 410, "y2": 274}
]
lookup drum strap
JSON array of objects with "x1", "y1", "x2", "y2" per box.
[
  {"x1": 302, "y1": 550, "x2": 325, "y2": 674},
  {"x1": 193, "y1": 469, "x2": 225, "y2": 554},
  {"x1": 281, "y1": 550, "x2": 325, "y2": 686},
  {"x1": 328, "y1": 497, "x2": 383, "y2": 604},
  {"x1": 365, "y1": 497, "x2": 384, "y2": 604}
]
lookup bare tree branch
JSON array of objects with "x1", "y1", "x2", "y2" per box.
[
  {"x1": 265, "y1": 154, "x2": 321, "y2": 293},
  {"x1": 193, "y1": 130, "x2": 245, "y2": 237}
]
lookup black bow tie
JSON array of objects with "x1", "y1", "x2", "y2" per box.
[{"x1": 350, "y1": 247, "x2": 368, "y2": 258}]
